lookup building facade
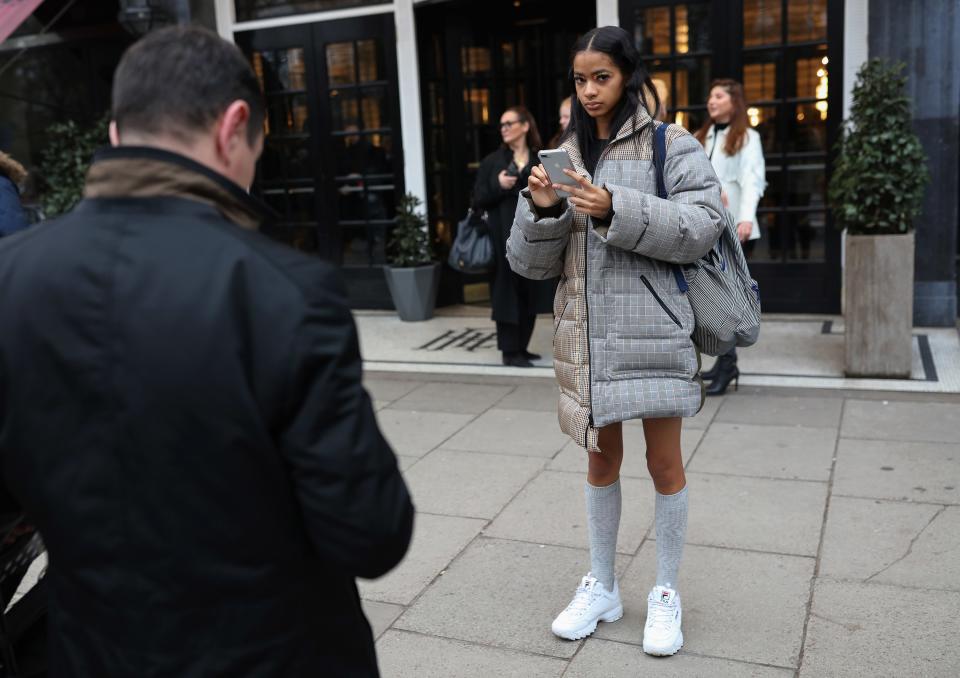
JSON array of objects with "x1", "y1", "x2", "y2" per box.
[{"x1": 2, "y1": 0, "x2": 955, "y2": 321}]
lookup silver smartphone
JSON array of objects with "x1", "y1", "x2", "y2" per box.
[{"x1": 537, "y1": 148, "x2": 579, "y2": 197}]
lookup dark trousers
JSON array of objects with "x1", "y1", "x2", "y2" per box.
[{"x1": 497, "y1": 314, "x2": 536, "y2": 354}]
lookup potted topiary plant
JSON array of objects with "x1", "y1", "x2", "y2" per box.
[
  {"x1": 829, "y1": 59, "x2": 929, "y2": 378},
  {"x1": 384, "y1": 193, "x2": 440, "y2": 321}
]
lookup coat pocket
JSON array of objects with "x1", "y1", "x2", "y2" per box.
[
  {"x1": 640, "y1": 275, "x2": 682, "y2": 328},
  {"x1": 554, "y1": 298, "x2": 571, "y2": 341}
]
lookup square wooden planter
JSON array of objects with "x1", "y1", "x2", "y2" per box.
[{"x1": 844, "y1": 232, "x2": 915, "y2": 378}]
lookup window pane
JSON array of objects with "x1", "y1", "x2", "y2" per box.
[
  {"x1": 673, "y1": 109, "x2": 706, "y2": 133},
  {"x1": 341, "y1": 226, "x2": 370, "y2": 266},
  {"x1": 261, "y1": 138, "x2": 312, "y2": 180},
  {"x1": 761, "y1": 166, "x2": 783, "y2": 209},
  {"x1": 266, "y1": 93, "x2": 309, "y2": 135},
  {"x1": 252, "y1": 48, "x2": 306, "y2": 92},
  {"x1": 796, "y1": 53, "x2": 829, "y2": 99},
  {"x1": 461, "y1": 46, "x2": 492, "y2": 75},
  {"x1": 787, "y1": 212, "x2": 826, "y2": 261},
  {"x1": 749, "y1": 104, "x2": 779, "y2": 154},
  {"x1": 330, "y1": 88, "x2": 387, "y2": 132},
  {"x1": 674, "y1": 57, "x2": 711, "y2": 108},
  {"x1": 333, "y1": 132, "x2": 392, "y2": 178},
  {"x1": 744, "y1": 0, "x2": 782, "y2": 47},
  {"x1": 744, "y1": 61, "x2": 777, "y2": 102},
  {"x1": 789, "y1": 103, "x2": 828, "y2": 152},
  {"x1": 326, "y1": 42, "x2": 355, "y2": 85},
  {"x1": 357, "y1": 39, "x2": 381, "y2": 82},
  {"x1": 788, "y1": 166, "x2": 827, "y2": 210},
  {"x1": 463, "y1": 87, "x2": 491, "y2": 125},
  {"x1": 260, "y1": 224, "x2": 318, "y2": 253},
  {"x1": 650, "y1": 71, "x2": 672, "y2": 113},
  {"x1": 675, "y1": 4, "x2": 712, "y2": 54},
  {"x1": 749, "y1": 213, "x2": 781, "y2": 262},
  {"x1": 236, "y1": 0, "x2": 380, "y2": 22},
  {"x1": 634, "y1": 6, "x2": 671, "y2": 56},
  {"x1": 788, "y1": 0, "x2": 827, "y2": 43}
]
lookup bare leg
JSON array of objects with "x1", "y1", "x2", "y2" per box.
[{"x1": 642, "y1": 417, "x2": 685, "y2": 494}]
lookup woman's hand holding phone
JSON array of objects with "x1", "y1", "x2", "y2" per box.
[
  {"x1": 562, "y1": 170, "x2": 613, "y2": 220},
  {"x1": 528, "y1": 164, "x2": 560, "y2": 208}
]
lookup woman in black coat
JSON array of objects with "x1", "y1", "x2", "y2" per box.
[{"x1": 474, "y1": 106, "x2": 555, "y2": 367}]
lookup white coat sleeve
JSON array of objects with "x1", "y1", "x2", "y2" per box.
[{"x1": 736, "y1": 131, "x2": 766, "y2": 226}]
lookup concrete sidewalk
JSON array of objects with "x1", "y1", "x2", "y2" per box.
[{"x1": 362, "y1": 372, "x2": 960, "y2": 677}]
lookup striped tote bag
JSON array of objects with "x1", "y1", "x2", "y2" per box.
[{"x1": 653, "y1": 122, "x2": 762, "y2": 357}]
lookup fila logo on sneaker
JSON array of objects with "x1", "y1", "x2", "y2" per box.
[{"x1": 660, "y1": 590, "x2": 671, "y2": 604}]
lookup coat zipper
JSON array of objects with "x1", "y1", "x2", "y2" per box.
[
  {"x1": 554, "y1": 298, "x2": 570, "y2": 341},
  {"x1": 640, "y1": 275, "x2": 682, "y2": 327}
]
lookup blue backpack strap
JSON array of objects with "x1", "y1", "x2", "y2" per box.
[{"x1": 653, "y1": 122, "x2": 689, "y2": 293}]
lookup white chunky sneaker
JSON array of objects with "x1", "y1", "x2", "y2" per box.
[
  {"x1": 551, "y1": 573, "x2": 623, "y2": 640},
  {"x1": 643, "y1": 585, "x2": 683, "y2": 656}
]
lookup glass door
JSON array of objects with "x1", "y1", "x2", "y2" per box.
[
  {"x1": 238, "y1": 14, "x2": 404, "y2": 308},
  {"x1": 620, "y1": 0, "x2": 844, "y2": 313}
]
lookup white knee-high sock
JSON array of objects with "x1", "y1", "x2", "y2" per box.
[
  {"x1": 585, "y1": 479, "x2": 621, "y2": 591},
  {"x1": 655, "y1": 486, "x2": 688, "y2": 589}
]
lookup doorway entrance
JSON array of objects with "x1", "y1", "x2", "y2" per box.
[{"x1": 236, "y1": 13, "x2": 403, "y2": 307}]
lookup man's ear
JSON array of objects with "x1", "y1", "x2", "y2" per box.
[
  {"x1": 109, "y1": 121, "x2": 121, "y2": 147},
  {"x1": 216, "y1": 101, "x2": 252, "y2": 163}
]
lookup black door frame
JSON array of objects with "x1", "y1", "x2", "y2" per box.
[
  {"x1": 237, "y1": 13, "x2": 404, "y2": 309},
  {"x1": 620, "y1": 0, "x2": 845, "y2": 314}
]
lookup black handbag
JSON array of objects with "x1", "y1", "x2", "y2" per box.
[{"x1": 447, "y1": 208, "x2": 494, "y2": 275}]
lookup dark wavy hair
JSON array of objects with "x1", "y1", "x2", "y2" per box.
[{"x1": 561, "y1": 26, "x2": 660, "y2": 158}]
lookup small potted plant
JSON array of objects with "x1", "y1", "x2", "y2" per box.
[
  {"x1": 384, "y1": 193, "x2": 440, "y2": 321},
  {"x1": 829, "y1": 59, "x2": 929, "y2": 378}
]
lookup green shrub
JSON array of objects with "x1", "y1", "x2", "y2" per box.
[
  {"x1": 39, "y1": 115, "x2": 110, "y2": 217},
  {"x1": 387, "y1": 193, "x2": 434, "y2": 267},
  {"x1": 828, "y1": 59, "x2": 928, "y2": 235}
]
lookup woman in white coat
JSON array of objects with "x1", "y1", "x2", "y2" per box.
[{"x1": 694, "y1": 79, "x2": 765, "y2": 394}]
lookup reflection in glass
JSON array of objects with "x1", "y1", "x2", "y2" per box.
[
  {"x1": 333, "y1": 132, "x2": 392, "y2": 178},
  {"x1": 326, "y1": 42, "x2": 355, "y2": 85},
  {"x1": 463, "y1": 87, "x2": 490, "y2": 125},
  {"x1": 750, "y1": 105, "x2": 779, "y2": 153},
  {"x1": 260, "y1": 224, "x2": 318, "y2": 253},
  {"x1": 253, "y1": 48, "x2": 306, "y2": 92},
  {"x1": 260, "y1": 138, "x2": 312, "y2": 181},
  {"x1": 676, "y1": 4, "x2": 711, "y2": 53},
  {"x1": 673, "y1": 108, "x2": 705, "y2": 133},
  {"x1": 761, "y1": 167, "x2": 782, "y2": 209},
  {"x1": 790, "y1": 103, "x2": 827, "y2": 152},
  {"x1": 788, "y1": 0, "x2": 827, "y2": 43},
  {"x1": 796, "y1": 54, "x2": 828, "y2": 99},
  {"x1": 461, "y1": 46, "x2": 491, "y2": 74},
  {"x1": 744, "y1": 0, "x2": 782, "y2": 47},
  {"x1": 357, "y1": 40, "x2": 379, "y2": 81},
  {"x1": 267, "y1": 94, "x2": 309, "y2": 135},
  {"x1": 744, "y1": 62, "x2": 776, "y2": 102},
  {"x1": 750, "y1": 213, "x2": 780, "y2": 262},
  {"x1": 635, "y1": 6, "x2": 670, "y2": 56},
  {"x1": 674, "y1": 57, "x2": 711, "y2": 108},
  {"x1": 235, "y1": 0, "x2": 381, "y2": 22},
  {"x1": 788, "y1": 166, "x2": 826, "y2": 209},
  {"x1": 788, "y1": 212, "x2": 825, "y2": 261},
  {"x1": 330, "y1": 88, "x2": 387, "y2": 132}
]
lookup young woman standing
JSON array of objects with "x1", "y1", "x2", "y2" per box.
[
  {"x1": 695, "y1": 79, "x2": 766, "y2": 395},
  {"x1": 507, "y1": 27, "x2": 724, "y2": 656},
  {"x1": 474, "y1": 105, "x2": 553, "y2": 367}
]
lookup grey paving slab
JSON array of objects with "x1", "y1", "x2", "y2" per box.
[
  {"x1": 375, "y1": 409, "x2": 474, "y2": 457},
  {"x1": 832, "y1": 438, "x2": 960, "y2": 505},
  {"x1": 566, "y1": 638, "x2": 793, "y2": 677},
  {"x1": 445, "y1": 408, "x2": 570, "y2": 457},
  {"x1": 376, "y1": 630, "x2": 567, "y2": 678},
  {"x1": 395, "y1": 537, "x2": 629, "y2": 659},
  {"x1": 388, "y1": 382, "x2": 513, "y2": 414},
  {"x1": 716, "y1": 394, "x2": 843, "y2": 428},
  {"x1": 865, "y1": 506, "x2": 960, "y2": 591},
  {"x1": 494, "y1": 381, "x2": 561, "y2": 412},
  {"x1": 820, "y1": 496, "x2": 943, "y2": 583},
  {"x1": 364, "y1": 378, "x2": 424, "y2": 403},
  {"x1": 548, "y1": 427, "x2": 704, "y2": 477},
  {"x1": 595, "y1": 543, "x2": 812, "y2": 668},
  {"x1": 404, "y1": 449, "x2": 545, "y2": 519},
  {"x1": 800, "y1": 580, "x2": 960, "y2": 678},
  {"x1": 361, "y1": 600, "x2": 404, "y2": 639},
  {"x1": 684, "y1": 472, "x2": 827, "y2": 556},
  {"x1": 396, "y1": 455, "x2": 419, "y2": 472},
  {"x1": 485, "y1": 470, "x2": 654, "y2": 554},
  {"x1": 687, "y1": 423, "x2": 836, "y2": 481},
  {"x1": 359, "y1": 513, "x2": 484, "y2": 605},
  {"x1": 842, "y1": 399, "x2": 960, "y2": 444}
]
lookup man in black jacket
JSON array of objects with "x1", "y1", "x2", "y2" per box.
[{"x1": 0, "y1": 26, "x2": 413, "y2": 677}]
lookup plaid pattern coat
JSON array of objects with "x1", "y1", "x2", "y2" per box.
[{"x1": 506, "y1": 106, "x2": 725, "y2": 452}]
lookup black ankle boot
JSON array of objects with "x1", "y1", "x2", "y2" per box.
[
  {"x1": 502, "y1": 352, "x2": 534, "y2": 368},
  {"x1": 705, "y1": 362, "x2": 739, "y2": 396},
  {"x1": 522, "y1": 350, "x2": 542, "y2": 361},
  {"x1": 701, "y1": 361, "x2": 721, "y2": 380}
]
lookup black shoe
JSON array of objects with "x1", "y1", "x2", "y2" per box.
[
  {"x1": 705, "y1": 365, "x2": 739, "y2": 396},
  {"x1": 502, "y1": 352, "x2": 534, "y2": 368},
  {"x1": 522, "y1": 350, "x2": 542, "y2": 361},
  {"x1": 701, "y1": 361, "x2": 721, "y2": 380}
]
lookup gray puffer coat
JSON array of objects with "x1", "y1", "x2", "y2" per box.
[{"x1": 506, "y1": 107, "x2": 725, "y2": 453}]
